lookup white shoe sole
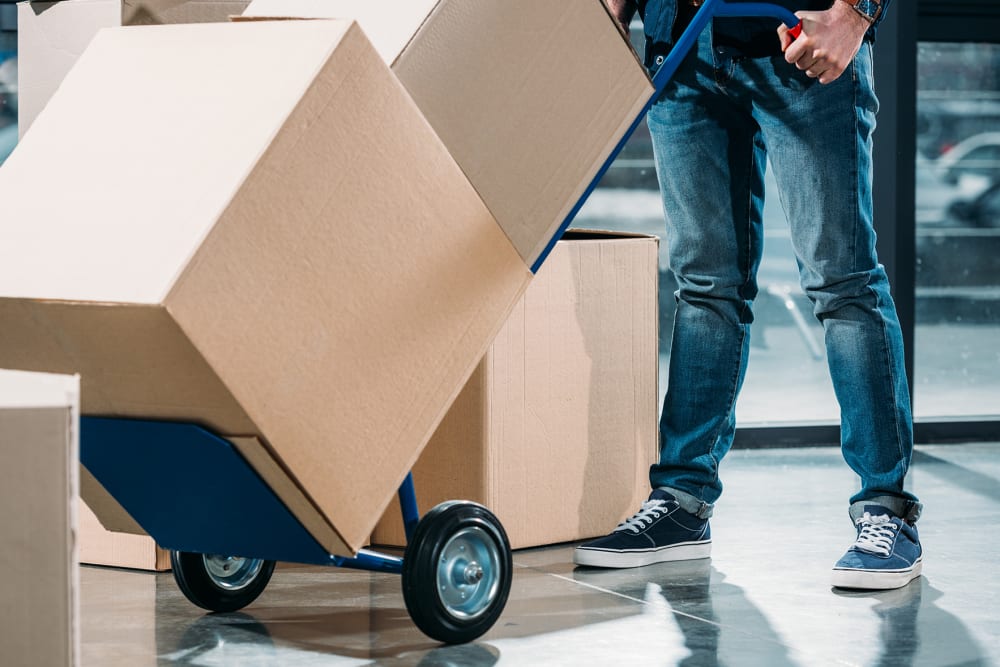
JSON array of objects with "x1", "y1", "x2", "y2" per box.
[
  {"x1": 831, "y1": 557, "x2": 923, "y2": 590},
  {"x1": 573, "y1": 540, "x2": 711, "y2": 569}
]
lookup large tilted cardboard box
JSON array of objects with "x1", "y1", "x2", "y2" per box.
[
  {"x1": 17, "y1": 0, "x2": 250, "y2": 137},
  {"x1": 238, "y1": 0, "x2": 654, "y2": 267},
  {"x1": 372, "y1": 232, "x2": 660, "y2": 549},
  {"x1": 0, "y1": 19, "x2": 532, "y2": 557},
  {"x1": 0, "y1": 369, "x2": 80, "y2": 667}
]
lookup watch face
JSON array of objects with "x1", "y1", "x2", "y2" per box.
[{"x1": 856, "y1": 0, "x2": 880, "y2": 20}]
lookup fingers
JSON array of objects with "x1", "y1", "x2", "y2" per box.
[
  {"x1": 782, "y1": 27, "x2": 842, "y2": 83},
  {"x1": 778, "y1": 6, "x2": 866, "y2": 85},
  {"x1": 777, "y1": 25, "x2": 793, "y2": 52},
  {"x1": 783, "y1": 34, "x2": 808, "y2": 65}
]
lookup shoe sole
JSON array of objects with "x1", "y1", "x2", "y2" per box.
[
  {"x1": 831, "y1": 557, "x2": 923, "y2": 590},
  {"x1": 573, "y1": 540, "x2": 711, "y2": 569}
]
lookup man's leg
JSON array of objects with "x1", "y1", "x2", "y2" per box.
[
  {"x1": 575, "y1": 29, "x2": 765, "y2": 568},
  {"x1": 649, "y1": 41, "x2": 767, "y2": 517},
  {"x1": 751, "y1": 44, "x2": 922, "y2": 589}
]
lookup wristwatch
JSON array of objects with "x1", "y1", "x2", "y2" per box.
[{"x1": 838, "y1": 0, "x2": 883, "y2": 24}]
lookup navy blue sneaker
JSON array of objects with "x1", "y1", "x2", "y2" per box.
[
  {"x1": 573, "y1": 490, "x2": 711, "y2": 568},
  {"x1": 831, "y1": 505, "x2": 923, "y2": 590}
]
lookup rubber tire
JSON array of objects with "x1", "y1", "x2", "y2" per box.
[
  {"x1": 170, "y1": 551, "x2": 276, "y2": 613},
  {"x1": 402, "y1": 501, "x2": 512, "y2": 644}
]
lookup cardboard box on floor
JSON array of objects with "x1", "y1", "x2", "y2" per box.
[
  {"x1": 372, "y1": 232, "x2": 660, "y2": 549},
  {"x1": 237, "y1": 0, "x2": 653, "y2": 268},
  {"x1": 17, "y1": 0, "x2": 250, "y2": 137},
  {"x1": 0, "y1": 19, "x2": 530, "y2": 557},
  {"x1": 79, "y1": 500, "x2": 170, "y2": 571},
  {"x1": 0, "y1": 369, "x2": 80, "y2": 667}
]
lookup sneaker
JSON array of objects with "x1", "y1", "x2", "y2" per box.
[
  {"x1": 573, "y1": 490, "x2": 711, "y2": 568},
  {"x1": 831, "y1": 504, "x2": 923, "y2": 590}
]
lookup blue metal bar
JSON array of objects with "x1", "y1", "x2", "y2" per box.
[
  {"x1": 331, "y1": 548, "x2": 404, "y2": 574},
  {"x1": 397, "y1": 472, "x2": 420, "y2": 544},
  {"x1": 714, "y1": 1, "x2": 799, "y2": 25},
  {"x1": 529, "y1": 0, "x2": 801, "y2": 274}
]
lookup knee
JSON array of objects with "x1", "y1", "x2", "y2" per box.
[{"x1": 805, "y1": 266, "x2": 891, "y2": 321}]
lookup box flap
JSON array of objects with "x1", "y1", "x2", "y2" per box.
[
  {"x1": 80, "y1": 464, "x2": 146, "y2": 535},
  {"x1": 563, "y1": 228, "x2": 660, "y2": 242}
]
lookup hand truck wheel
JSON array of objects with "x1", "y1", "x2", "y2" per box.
[
  {"x1": 170, "y1": 551, "x2": 276, "y2": 613},
  {"x1": 401, "y1": 501, "x2": 512, "y2": 644}
]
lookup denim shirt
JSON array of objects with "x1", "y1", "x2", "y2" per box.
[{"x1": 635, "y1": 0, "x2": 893, "y2": 67}]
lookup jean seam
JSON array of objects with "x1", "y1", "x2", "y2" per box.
[
  {"x1": 877, "y1": 287, "x2": 909, "y2": 469},
  {"x1": 853, "y1": 46, "x2": 908, "y2": 488}
]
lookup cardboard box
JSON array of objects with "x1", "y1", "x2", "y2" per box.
[
  {"x1": 79, "y1": 500, "x2": 170, "y2": 571},
  {"x1": 372, "y1": 231, "x2": 660, "y2": 549},
  {"x1": 17, "y1": 0, "x2": 250, "y2": 137},
  {"x1": 0, "y1": 19, "x2": 530, "y2": 556},
  {"x1": 238, "y1": 0, "x2": 654, "y2": 267},
  {"x1": 0, "y1": 369, "x2": 80, "y2": 667}
]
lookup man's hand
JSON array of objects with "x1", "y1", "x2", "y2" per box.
[{"x1": 778, "y1": 1, "x2": 870, "y2": 84}]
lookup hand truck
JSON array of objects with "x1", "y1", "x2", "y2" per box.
[{"x1": 80, "y1": 0, "x2": 801, "y2": 645}]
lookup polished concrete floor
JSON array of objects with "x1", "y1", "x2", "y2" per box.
[{"x1": 81, "y1": 443, "x2": 1000, "y2": 666}]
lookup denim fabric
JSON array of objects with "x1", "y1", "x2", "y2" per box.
[{"x1": 647, "y1": 27, "x2": 919, "y2": 512}]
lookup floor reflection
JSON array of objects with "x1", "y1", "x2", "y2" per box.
[
  {"x1": 574, "y1": 559, "x2": 797, "y2": 667},
  {"x1": 835, "y1": 579, "x2": 987, "y2": 667}
]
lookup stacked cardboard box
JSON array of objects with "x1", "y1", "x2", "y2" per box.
[
  {"x1": 373, "y1": 231, "x2": 660, "y2": 549},
  {"x1": 0, "y1": 369, "x2": 80, "y2": 667},
  {"x1": 0, "y1": 3, "x2": 653, "y2": 560}
]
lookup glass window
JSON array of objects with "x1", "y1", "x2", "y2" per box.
[
  {"x1": 0, "y1": 16, "x2": 15, "y2": 166},
  {"x1": 914, "y1": 42, "x2": 1000, "y2": 420},
  {"x1": 574, "y1": 24, "x2": 836, "y2": 426}
]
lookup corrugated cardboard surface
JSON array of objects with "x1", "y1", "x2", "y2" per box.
[
  {"x1": 17, "y1": 0, "x2": 250, "y2": 137},
  {"x1": 240, "y1": 0, "x2": 654, "y2": 267},
  {"x1": 0, "y1": 302, "x2": 255, "y2": 433},
  {"x1": 0, "y1": 19, "x2": 530, "y2": 556},
  {"x1": 0, "y1": 370, "x2": 80, "y2": 667},
  {"x1": 79, "y1": 500, "x2": 170, "y2": 571},
  {"x1": 373, "y1": 232, "x2": 660, "y2": 549}
]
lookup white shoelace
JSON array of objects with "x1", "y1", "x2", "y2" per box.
[
  {"x1": 615, "y1": 498, "x2": 668, "y2": 534},
  {"x1": 852, "y1": 511, "x2": 900, "y2": 556}
]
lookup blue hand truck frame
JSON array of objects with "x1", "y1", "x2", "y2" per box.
[{"x1": 80, "y1": 0, "x2": 800, "y2": 645}]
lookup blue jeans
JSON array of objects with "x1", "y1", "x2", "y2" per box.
[{"x1": 647, "y1": 28, "x2": 920, "y2": 521}]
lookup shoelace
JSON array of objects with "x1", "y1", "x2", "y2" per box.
[
  {"x1": 852, "y1": 512, "x2": 900, "y2": 556},
  {"x1": 615, "y1": 498, "x2": 668, "y2": 534}
]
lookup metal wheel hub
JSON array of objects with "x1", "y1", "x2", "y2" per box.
[
  {"x1": 436, "y1": 525, "x2": 501, "y2": 620},
  {"x1": 202, "y1": 555, "x2": 265, "y2": 591}
]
